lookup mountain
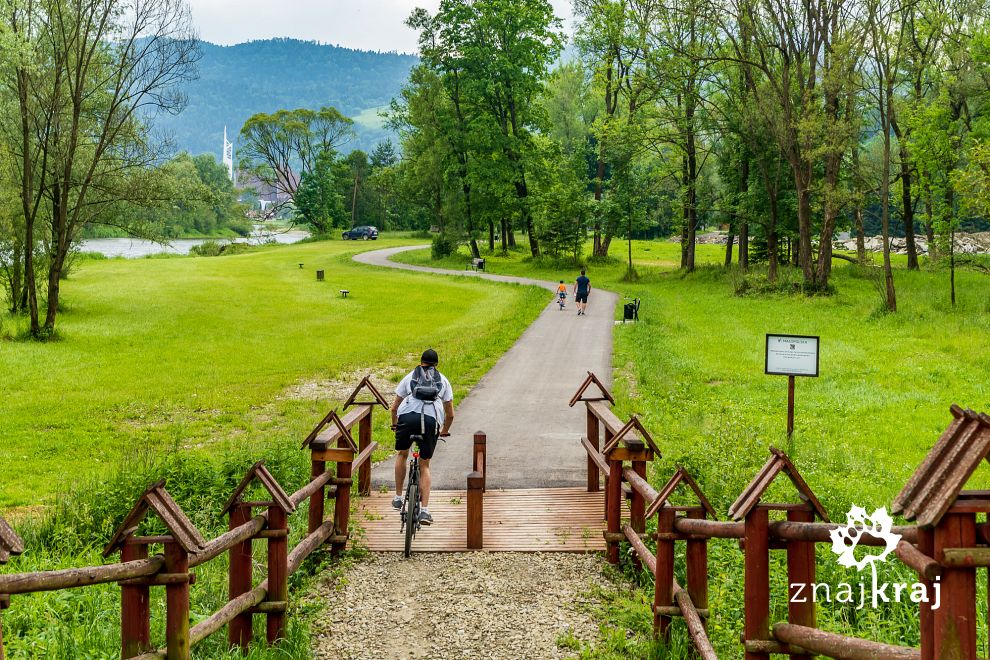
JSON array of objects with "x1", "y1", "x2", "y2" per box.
[{"x1": 154, "y1": 39, "x2": 418, "y2": 160}]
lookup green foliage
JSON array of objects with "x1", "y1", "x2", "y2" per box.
[
  {"x1": 431, "y1": 232, "x2": 458, "y2": 259},
  {"x1": 294, "y1": 150, "x2": 346, "y2": 232}
]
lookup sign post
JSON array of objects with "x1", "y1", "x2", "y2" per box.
[{"x1": 765, "y1": 334, "x2": 820, "y2": 438}]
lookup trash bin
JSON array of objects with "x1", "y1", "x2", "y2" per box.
[
  {"x1": 477, "y1": 258, "x2": 485, "y2": 271},
  {"x1": 623, "y1": 302, "x2": 636, "y2": 321}
]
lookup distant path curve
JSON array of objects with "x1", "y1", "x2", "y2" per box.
[{"x1": 354, "y1": 245, "x2": 618, "y2": 489}]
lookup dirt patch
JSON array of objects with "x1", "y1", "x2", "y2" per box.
[
  {"x1": 278, "y1": 365, "x2": 410, "y2": 403},
  {"x1": 308, "y1": 552, "x2": 618, "y2": 660}
]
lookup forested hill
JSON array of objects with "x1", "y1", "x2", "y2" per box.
[{"x1": 155, "y1": 39, "x2": 418, "y2": 158}]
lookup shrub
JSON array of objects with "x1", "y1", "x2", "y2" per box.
[{"x1": 431, "y1": 233, "x2": 457, "y2": 259}]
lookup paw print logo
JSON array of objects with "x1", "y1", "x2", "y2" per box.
[{"x1": 829, "y1": 506, "x2": 901, "y2": 571}]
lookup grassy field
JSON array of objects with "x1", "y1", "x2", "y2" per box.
[
  {"x1": 397, "y1": 238, "x2": 990, "y2": 657},
  {"x1": 0, "y1": 238, "x2": 547, "y2": 507},
  {"x1": 0, "y1": 236, "x2": 550, "y2": 658}
]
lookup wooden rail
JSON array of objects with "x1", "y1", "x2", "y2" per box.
[
  {"x1": 0, "y1": 377, "x2": 389, "y2": 659},
  {"x1": 466, "y1": 431, "x2": 487, "y2": 550},
  {"x1": 570, "y1": 372, "x2": 982, "y2": 660}
]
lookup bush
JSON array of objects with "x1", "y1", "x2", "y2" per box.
[
  {"x1": 431, "y1": 233, "x2": 458, "y2": 260},
  {"x1": 190, "y1": 240, "x2": 253, "y2": 257}
]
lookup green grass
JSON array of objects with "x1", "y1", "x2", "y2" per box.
[
  {"x1": 0, "y1": 238, "x2": 546, "y2": 507},
  {"x1": 396, "y1": 238, "x2": 990, "y2": 656}
]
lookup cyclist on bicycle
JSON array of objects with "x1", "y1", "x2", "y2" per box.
[{"x1": 390, "y1": 348, "x2": 454, "y2": 525}]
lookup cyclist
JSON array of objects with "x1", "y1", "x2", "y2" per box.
[
  {"x1": 390, "y1": 348, "x2": 454, "y2": 525},
  {"x1": 556, "y1": 280, "x2": 567, "y2": 308}
]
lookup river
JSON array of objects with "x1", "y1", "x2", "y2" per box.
[{"x1": 79, "y1": 227, "x2": 310, "y2": 258}]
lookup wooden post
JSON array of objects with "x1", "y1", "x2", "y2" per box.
[
  {"x1": 630, "y1": 460, "x2": 647, "y2": 571},
  {"x1": 786, "y1": 508, "x2": 815, "y2": 657},
  {"x1": 933, "y1": 512, "x2": 977, "y2": 660},
  {"x1": 266, "y1": 506, "x2": 288, "y2": 644},
  {"x1": 467, "y1": 473, "x2": 484, "y2": 550},
  {"x1": 786, "y1": 375, "x2": 795, "y2": 437},
  {"x1": 606, "y1": 456, "x2": 622, "y2": 564},
  {"x1": 358, "y1": 414, "x2": 372, "y2": 496},
  {"x1": 308, "y1": 444, "x2": 327, "y2": 535},
  {"x1": 121, "y1": 542, "x2": 151, "y2": 657},
  {"x1": 918, "y1": 525, "x2": 935, "y2": 660},
  {"x1": 743, "y1": 506, "x2": 770, "y2": 660},
  {"x1": 474, "y1": 432, "x2": 487, "y2": 492},
  {"x1": 587, "y1": 408, "x2": 600, "y2": 492},
  {"x1": 228, "y1": 505, "x2": 253, "y2": 650},
  {"x1": 603, "y1": 427, "x2": 615, "y2": 520},
  {"x1": 332, "y1": 444, "x2": 353, "y2": 557},
  {"x1": 0, "y1": 597, "x2": 8, "y2": 660},
  {"x1": 654, "y1": 508, "x2": 676, "y2": 639},
  {"x1": 164, "y1": 541, "x2": 191, "y2": 660},
  {"x1": 685, "y1": 508, "x2": 709, "y2": 633}
]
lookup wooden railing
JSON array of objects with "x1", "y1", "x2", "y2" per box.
[
  {"x1": 0, "y1": 376, "x2": 390, "y2": 660},
  {"x1": 571, "y1": 372, "x2": 990, "y2": 660},
  {"x1": 467, "y1": 432, "x2": 487, "y2": 550}
]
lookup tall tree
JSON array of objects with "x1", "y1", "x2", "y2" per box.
[{"x1": 3, "y1": 0, "x2": 199, "y2": 336}]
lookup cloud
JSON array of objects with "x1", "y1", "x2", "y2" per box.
[{"x1": 189, "y1": 0, "x2": 574, "y2": 53}]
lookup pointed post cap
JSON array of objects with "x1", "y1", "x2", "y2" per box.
[
  {"x1": 342, "y1": 375, "x2": 390, "y2": 410},
  {"x1": 647, "y1": 466, "x2": 718, "y2": 519},
  {"x1": 0, "y1": 516, "x2": 24, "y2": 564},
  {"x1": 302, "y1": 408, "x2": 358, "y2": 451},
  {"x1": 103, "y1": 481, "x2": 207, "y2": 557},
  {"x1": 728, "y1": 448, "x2": 828, "y2": 522},
  {"x1": 569, "y1": 371, "x2": 615, "y2": 407},
  {"x1": 221, "y1": 460, "x2": 296, "y2": 516},
  {"x1": 602, "y1": 415, "x2": 661, "y2": 457}
]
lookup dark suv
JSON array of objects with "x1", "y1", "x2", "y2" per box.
[{"x1": 342, "y1": 226, "x2": 379, "y2": 240}]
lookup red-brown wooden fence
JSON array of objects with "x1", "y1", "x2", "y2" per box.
[
  {"x1": 0, "y1": 376, "x2": 389, "y2": 660},
  {"x1": 571, "y1": 371, "x2": 990, "y2": 659}
]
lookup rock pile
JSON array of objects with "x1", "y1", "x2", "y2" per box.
[{"x1": 834, "y1": 232, "x2": 990, "y2": 255}]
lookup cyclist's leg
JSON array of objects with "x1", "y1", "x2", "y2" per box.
[
  {"x1": 419, "y1": 458, "x2": 431, "y2": 507},
  {"x1": 394, "y1": 449, "x2": 409, "y2": 495}
]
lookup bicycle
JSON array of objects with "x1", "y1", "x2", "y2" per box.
[
  {"x1": 557, "y1": 292, "x2": 566, "y2": 311},
  {"x1": 400, "y1": 438, "x2": 424, "y2": 558},
  {"x1": 398, "y1": 430, "x2": 449, "y2": 558}
]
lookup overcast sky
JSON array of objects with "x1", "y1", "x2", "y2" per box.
[{"x1": 188, "y1": 1, "x2": 575, "y2": 54}]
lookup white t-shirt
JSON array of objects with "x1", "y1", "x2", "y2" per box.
[{"x1": 395, "y1": 367, "x2": 454, "y2": 426}]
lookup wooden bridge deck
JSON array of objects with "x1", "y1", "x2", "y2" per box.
[{"x1": 354, "y1": 487, "x2": 606, "y2": 552}]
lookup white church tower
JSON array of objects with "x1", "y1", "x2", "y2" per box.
[{"x1": 222, "y1": 126, "x2": 235, "y2": 185}]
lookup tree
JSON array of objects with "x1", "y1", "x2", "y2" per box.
[
  {"x1": 238, "y1": 107, "x2": 354, "y2": 215},
  {"x1": 3, "y1": 0, "x2": 199, "y2": 337},
  {"x1": 294, "y1": 150, "x2": 345, "y2": 233}
]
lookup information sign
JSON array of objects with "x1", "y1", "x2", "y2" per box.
[{"x1": 765, "y1": 334, "x2": 820, "y2": 378}]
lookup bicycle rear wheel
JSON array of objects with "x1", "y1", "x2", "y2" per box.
[{"x1": 403, "y1": 481, "x2": 418, "y2": 558}]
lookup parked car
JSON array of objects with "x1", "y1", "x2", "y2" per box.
[{"x1": 342, "y1": 226, "x2": 379, "y2": 240}]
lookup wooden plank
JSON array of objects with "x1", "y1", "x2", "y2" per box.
[{"x1": 356, "y1": 489, "x2": 606, "y2": 553}]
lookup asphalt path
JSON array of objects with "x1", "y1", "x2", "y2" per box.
[{"x1": 355, "y1": 246, "x2": 617, "y2": 490}]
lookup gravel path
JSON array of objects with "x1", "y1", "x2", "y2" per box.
[{"x1": 309, "y1": 552, "x2": 616, "y2": 660}]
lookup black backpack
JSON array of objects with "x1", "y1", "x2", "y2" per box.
[{"x1": 410, "y1": 366, "x2": 444, "y2": 402}]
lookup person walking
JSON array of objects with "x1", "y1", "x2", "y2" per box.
[
  {"x1": 573, "y1": 270, "x2": 591, "y2": 316},
  {"x1": 390, "y1": 349, "x2": 454, "y2": 525}
]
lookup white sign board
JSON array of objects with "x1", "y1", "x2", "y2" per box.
[{"x1": 765, "y1": 334, "x2": 820, "y2": 377}]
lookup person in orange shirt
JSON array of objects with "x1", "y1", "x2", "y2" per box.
[{"x1": 556, "y1": 280, "x2": 567, "y2": 309}]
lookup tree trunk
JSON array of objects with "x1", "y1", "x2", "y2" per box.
[
  {"x1": 488, "y1": 221, "x2": 495, "y2": 251},
  {"x1": 725, "y1": 232, "x2": 735, "y2": 266},
  {"x1": 879, "y1": 83, "x2": 897, "y2": 312},
  {"x1": 899, "y1": 148, "x2": 919, "y2": 269},
  {"x1": 593, "y1": 150, "x2": 606, "y2": 257},
  {"x1": 739, "y1": 156, "x2": 750, "y2": 270},
  {"x1": 507, "y1": 222, "x2": 516, "y2": 248},
  {"x1": 500, "y1": 218, "x2": 509, "y2": 253},
  {"x1": 795, "y1": 168, "x2": 813, "y2": 282}
]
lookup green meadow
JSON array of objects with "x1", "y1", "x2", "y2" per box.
[
  {"x1": 397, "y1": 239, "x2": 990, "y2": 656},
  {"x1": 0, "y1": 238, "x2": 546, "y2": 508}
]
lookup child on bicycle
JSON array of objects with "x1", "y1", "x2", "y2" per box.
[{"x1": 556, "y1": 280, "x2": 567, "y2": 308}]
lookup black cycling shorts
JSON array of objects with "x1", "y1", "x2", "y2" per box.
[
  {"x1": 395, "y1": 412, "x2": 439, "y2": 459},
  {"x1": 575, "y1": 291, "x2": 589, "y2": 303}
]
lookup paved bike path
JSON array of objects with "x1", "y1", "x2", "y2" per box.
[{"x1": 354, "y1": 245, "x2": 617, "y2": 490}]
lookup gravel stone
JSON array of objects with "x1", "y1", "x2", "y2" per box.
[{"x1": 309, "y1": 552, "x2": 617, "y2": 659}]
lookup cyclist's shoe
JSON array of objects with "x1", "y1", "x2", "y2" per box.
[
  {"x1": 392, "y1": 495, "x2": 404, "y2": 510},
  {"x1": 418, "y1": 509, "x2": 433, "y2": 526}
]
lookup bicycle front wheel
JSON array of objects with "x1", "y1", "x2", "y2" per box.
[{"x1": 403, "y1": 481, "x2": 418, "y2": 558}]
